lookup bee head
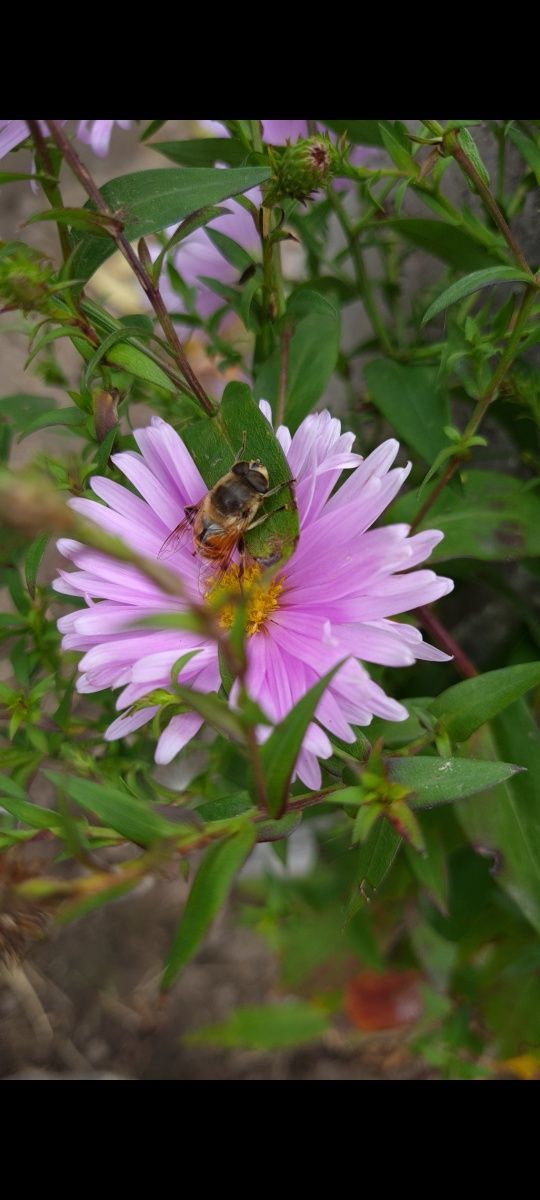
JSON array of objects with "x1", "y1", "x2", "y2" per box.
[{"x1": 232, "y1": 459, "x2": 269, "y2": 493}]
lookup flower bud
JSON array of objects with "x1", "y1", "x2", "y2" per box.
[
  {"x1": 93, "y1": 389, "x2": 120, "y2": 444},
  {"x1": 265, "y1": 135, "x2": 339, "y2": 206},
  {"x1": 0, "y1": 242, "x2": 55, "y2": 314}
]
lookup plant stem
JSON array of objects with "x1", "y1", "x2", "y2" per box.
[
  {"x1": 276, "y1": 324, "x2": 292, "y2": 426},
  {"x1": 44, "y1": 121, "x2": 216, "y2": 417},
  {"x1": 444, "y1": 128, "x2": 532, "y2": 274},
  {"x1": 328, "y1": 186, "x2": 394, "y2": 355},
  {"x1": 410, "y1": 282, "x2": 537, "y2": 533},
  {"x1": 26, "y1": 121, "x2": 71, "y2": 264},
  {"x1": 415, "y1": 606, "x2": 478, "y2": 678}
]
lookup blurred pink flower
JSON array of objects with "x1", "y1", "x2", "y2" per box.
[
  {"x1": 54, "y1": 406, "x2": 452, "y2": 788},
  {"x1": 0, "y1": 119, "x2": 130, "y2": 161},
  {"x1": 76, "y1": 120, "x2": 131, "y2": 157},
  {"x1": 163, "y1": 186, "x2": 262, "y2": 319},
  {"x1": 0, "y1": 120, "x2": 65, "y2": 160}
]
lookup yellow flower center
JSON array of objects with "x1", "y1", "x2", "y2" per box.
[{"x1": 207, "y1": 563, "x2": 283, "y2": 637}]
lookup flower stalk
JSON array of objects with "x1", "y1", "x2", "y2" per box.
[{"x1": 44, "y1": 121, "x2": 217, "y2": 418}]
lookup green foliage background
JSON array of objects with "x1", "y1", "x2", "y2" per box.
[{"x1": 1, "y1": 119, "x2": 539, "y2": 1079}]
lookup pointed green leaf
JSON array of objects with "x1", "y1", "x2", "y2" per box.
[
  {"x1": 353, "y1": 801, "x2": 384, "y2": 844},
  {"x1": 0, "y1": 393, "x2": 57, "y2": 433},
  {"x1": 364, "y1": 360, "x2": 450, "y2": 465},
  {"x1": 458, "y1": 701, "x2": 540, "y2": 936},
  {"x1": 0, "y1": 786, "x2": 62, "y2": 831},
  {"x1": 457, "y1": 128, "x2": 491, "y2": 187},
  {"x1": 349, "y1": 819, "x2": 403, "y2": 912},
  {"x1": 17, "y1": 407, "x2": 87, "y2": 440},
  {"x1": 69, "y1": 166, "x2": 271, "y2": 282},
  {"x1": 151, "y1": 138, "x2": 248, "y2": 168},
  {"x1": 382, "y1": 219, "x2": 504, "y2": 271},
  {"x1": 24, "y1": 207, "x2": 122, "y2": 236},
  {"x1": 422, "y1": 266, "x2": 533, "y2": 325},
  {"x1": 24, "y1": 534, "x2": 49, "y2": 598},
  {"x1": 387, "y1": 756, "x2": 523, "y2": 808},
  {"x1": 172, "y1": 685, "x2": 246, "y2": 742},
  {"x1": 405, "y1": 825, "x2": 448, "y2": 913},
  {"x1": 46, "y1": 773, "x2": 182, "y2": 846},
  {"x1": 161, "y1": 823, "x2": 255, "y2": 988},
  {"x1": 389, "y1": 471, "x2": 540, "y2": 561},
  {"x1": 253, "y1": 289, "x2": 341, "y2": 431},
  {"x1": 185, "y1": 1001, "x2": 329, "y2": 1050},
  {"x1": 260, "y1": 661, "x2": 346, "y2": 817},
  {"x1": 321, "y1": 120, "x2": 384, "y2": 146},
  {"x1": 429, "y1": 662, "x2": 540, "y2": 744},
  {"x1": 206, "y1": 227, "x2": 254, "y2": 272},
  {"x1": 509, "y1": 128, "x2": 540, "y2": 184}
]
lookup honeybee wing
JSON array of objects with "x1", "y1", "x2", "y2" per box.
[
  {"x1": 197, "y1": 527, "x2": 244, "y2": 594},
  {"x1": 157, "y1": 511, "x2": 196, "y2": 561}
]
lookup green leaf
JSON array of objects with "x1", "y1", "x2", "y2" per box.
[
  {"x1": 0, "y1": 788, "x2": 62, "y2": 831},
  {"x1": 0, "y1": 394, "x2": 56, "y2": 433},
  {"x1": 321, "y1": 120, "x2": 384, "y2": 147},
  {"x1": 444, "y1": 121, "x2": 483, "y2": 131},
  {"x1": 197, "y1": 794, "x2": 254, "y2": 822},
  {"x1": 353, "y1": 801, "x2": 384, "y2": 844},
  {"x1": 69, "y1": 166, "x2": 271, "y2": 282},
  {"x1": 349, "y1": 820, "x2": 403, "y2": 911},
  {"x1": 253, "y1": 289, "x2": 341, "y2": 431},
  {"x1": 404, "y1": 825, "x2": 448, "y2": 913},
  {"x1": 457, "y1": 701, "x2": 540, "y2": 936},
  {"x1": 379, "y1": 124, "x2": 418, "y2": 175},
  {"x1": 260, "y1": 661, "x2": 346, "y2": 817},
  {"x1": 182, "y1": 382, "x2": 298, "y2": 564},
  {"x1": 139, "y1": 120, "x2": 168, "y2": 142},
  {"x1": 205, "y1": 227, "x2": 254, "y2": 272},
  {"x1": 509, "y1": 128, "x2": 540, "y2": 184},
  {"x1": 151, "y1": 138, "x2": 248, "y2": 168},
  {"x1": 369, "y1": 698, "x2": 435, "y2": 749},
  {"x1": 172, "y1": 685, "x2": 246, "y2": 742},
  {"x1": 152, "y1": 205, "x2": 232, "y2": 281},
  {"x1": 17, "y1": 406, "x2": 87, "y2": 440},
  {"x1": 0, "y1": 170, "x2": 57, "y2": 184},
  {"x1": 429, "y1": 663, "x2": 540, "y2": 744},
  {"x1": 24, "y1": 207, "x2": 122, "y2": 236},
  {"x1": 185, "y1": 1001, "x2": 329, "y2": 1050},
  {"x1": 24, "y1": 535, "x2": 49, "y2": 598},
  {"x1": 161, "y1": 824, "x2": 255, "y2": 988},
  {"x1": 422, "y1": 266, "x2": 533, "y2": 325},
  {"x1": 390, "y1": 471, "x2": 540, "y2": 561},
  {"x1": 387, "y1": 756, "x2": 523, "y2": 807},
  {"x1": 256, "y1": 810, "x2": 303, "y2": 842},
  {"x1": 364, "y1": 360, "x2": 450, "y2": 464},
  {"x1": 457, "y1": 128, "x2": 491, "y2": 187},
  {"x1": 89, "y1": 337, "x2": 176, "y2": 394},
  {"x1": 381, "y1": 219, "x2": 504, "y2": 271},
  {"x1": 82, "y1": 326, "x2": 153, "y2": 391},
  {"x1": 46, "y1": 774, "x2": 182, "y2": 847}
]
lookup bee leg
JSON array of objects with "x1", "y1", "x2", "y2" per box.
[
  {"x1": 263, "y1": 478, "x2": 297, "y2": 498},
  {"x1": 247, "y1": 504, "x2": 288, "y2": 532},
  {"x1": 233, "y1": 431, "x2": 247, "y2": 464}
]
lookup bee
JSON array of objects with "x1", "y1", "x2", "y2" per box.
[{"x1": 158, "y1": 436, "x2": 295, "y2": 584}]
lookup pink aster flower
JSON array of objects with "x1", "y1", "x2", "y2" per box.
[
  {"x1": 53, "y1": 406, "x2": 453, "y2": 789},
  {"x1": 164, "y1": 186, "x2": 262, "y2": 319},
  {"x1": 0, "y1": 120, "x2": 129, "y2": 161},
  {"x1": 76, "y1": 120, "x2": 131, "y2": 157}
]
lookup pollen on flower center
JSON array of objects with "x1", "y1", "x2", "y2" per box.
[{"x1": 207, "y1": 563, "x2": 284, "y2": 637}]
